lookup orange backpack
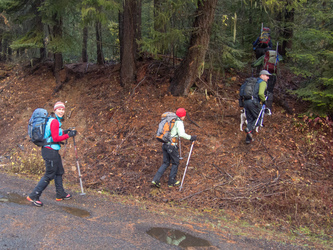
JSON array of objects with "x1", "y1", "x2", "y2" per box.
[{"x1": 156, "y1": 112, "x2": 178, "y2": 143}]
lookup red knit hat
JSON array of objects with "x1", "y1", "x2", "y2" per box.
[
  {"x1": 176, "y1": 108, "x2": 186, "y2": 118},
  {"x1": 54, "y1": 101, "x2": 65, "y2": 111}
]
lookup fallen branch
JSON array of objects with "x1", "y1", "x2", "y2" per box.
[{"x1": 212, "y1": 164, "x2": 234, "y2": 180}]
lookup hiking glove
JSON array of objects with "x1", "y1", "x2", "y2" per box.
[
  {"x1": 190, "y1": 135, "x2": 197, "y2": 141},
  {"x1": 63, "y1": 129, "x2": 70, "y2": 134},
  {"x1": 68, "y1": 130, "x2": 77, "y2": 137}
]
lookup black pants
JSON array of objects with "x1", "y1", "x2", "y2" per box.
[
  {"x1": 153, "y1": 143, "x2": 179, "y2": 185},
  {"x1": 244, "y1": 99, "x2": 261, "y2": 132},
  {"x1": 29, "y1": 147, "x2": 67, "y2": 199}
]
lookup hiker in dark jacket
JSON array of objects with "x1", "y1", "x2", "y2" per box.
[
  {"x1": 253, "y1": 27, "x2": 273, "y2": 59},
  {"x1": 152, "y1": 108, "x2": 197, "y2": 188},
  {"x1": 27, "y1": 101, "x2": 77, "y2": 207},
  {"x1": 244, "y1": 70, "x2": 271, "y2": 144}
]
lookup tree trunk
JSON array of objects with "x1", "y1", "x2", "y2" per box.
[
  {"x1": 0, "y1": 37, "x2": 2, "y2": 61},
  {"x1": 154, "y1": 0, "x2": 164, "y2": 32},
  {"x1": 96, "y1": 21, "x2": 104, "y2": 65},
  {"x1": 82, "y1": 26, "x2": 88, "y2": 62},
  {"x1": 281, "y1": 7, "x2": 294, "y2": 56},
  {"x1": 134, "y1": 0, "x2": 142, "y2": 59},
  {"x1": 8, "y1": 45, "x2": 12, "y2": 61},
  {"x1": 35, "y1": 0, "x2": 45, "y2": 61},
  {"x1": 119, "y1": 10, "x2": 124, "y2": 63},
  {"x1": 120, "y1": 0, "x2": 136, "y2": 89},
  {"x1": 2, "y1": 38, "x2": 7, "y2": 61},
  {"x1": 52, "y1": 14, "x2": 63, "y2": 89},
  {"x1": 169, "y1": 0, "x2": 218, "y2": 96}
]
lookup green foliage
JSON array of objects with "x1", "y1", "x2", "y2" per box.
[
  {"x1": 10, "y1": 31, "x2": 44, "y2": 50},
  {"x1": 139, "y1": 0, "x2": 196, "y2": 58},
  {"x1": 81, "y1": 0, "x2": 120, "y2": 25},
  {"x1": 208, "y1": 22, "x2": 246, "y2": 71},
  {"x1": 288, "y1": 1, "x2": 333, "y2": 115}
]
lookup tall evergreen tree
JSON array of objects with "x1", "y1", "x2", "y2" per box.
[
  {"x1": 81, "y1": 0, "x2": 120, "y2": 65},
  {"x1": 169, "y1": 0, "x2": 218, "y2": 96},
  {"x1": 289, "y1": 0, "x2": 333, "y2": 115},
  {"x1": 0, "y1": 0, "x2": 45, "y2": 61},
  {"x1": 120, "y1": 0, "x2": 137, "y2": 89}
]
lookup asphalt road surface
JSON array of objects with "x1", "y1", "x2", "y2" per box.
[{"x1": 0, "y1": 173, "x2": 302, "y2": 249}]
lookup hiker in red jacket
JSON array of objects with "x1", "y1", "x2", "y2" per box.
[
  {"x1": 152, "y1": 108, "x2": 197, "y2": 188},
  {"x1": 27, "y1": 101, "x2": 77, "y2": 207}
]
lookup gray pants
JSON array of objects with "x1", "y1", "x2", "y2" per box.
[{"x1": 153, "y1": 143, "x2": 180, "y2": 185}]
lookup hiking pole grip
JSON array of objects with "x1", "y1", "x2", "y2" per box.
[
  {"x1": 73, "y1": 136, "x2": 86, "y2": 195},
  {"x1": 179, "y1": 141, "x2": 195, "y2": 192}
]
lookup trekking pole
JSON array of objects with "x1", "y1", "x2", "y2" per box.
[
  {"x1": 73, "y1": 136, "x2": 86, "y2": 196},
  {"x1": 260, "y1": 104, "x2": 266, "y2": 127},
  {"x1": 179, "y1": 141, "x2": 195, "y2": 192},
  {"x1": 179, "y1": 136, "x2": 183, "y2": 160},
  {"x1": 254, "y1": 96, "x2": 268, "y2": 130},
  {"x1": 254, "y1": 105, "x2": 265, "y2": 130}
]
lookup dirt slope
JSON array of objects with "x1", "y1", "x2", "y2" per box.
[{"x1": 0, "y1": 61, "x2": 332, "y2": 247}]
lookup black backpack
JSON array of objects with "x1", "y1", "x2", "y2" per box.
[{"x1": 239, "y1": 77, "x2": 258, "y2": 107}]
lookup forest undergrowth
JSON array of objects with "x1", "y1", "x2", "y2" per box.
[{"x1": 0, "y1": 60, "x2": 332, "y2": 247}]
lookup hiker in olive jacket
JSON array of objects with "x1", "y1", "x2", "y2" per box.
[
  {"x1": 152, "y1": 108, "x2": 197, "y2": 188},
  {"x1": 244, "y1": 70, "x2": 271, "y2": 144}
]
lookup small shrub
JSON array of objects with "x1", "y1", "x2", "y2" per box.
[{"x1": 9, "y1": 148, "x2": 44, "y2": 175}]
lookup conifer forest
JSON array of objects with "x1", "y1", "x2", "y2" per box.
[{"x1": 0, "y1": 0, "x2": 332, "y2": 248}]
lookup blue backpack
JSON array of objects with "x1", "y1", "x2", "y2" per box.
[{"x1": 28, "y1": 108, "x2": 50, "y2": 146}]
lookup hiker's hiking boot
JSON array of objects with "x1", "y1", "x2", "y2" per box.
[
  {"x1": 168, "y1": 181, "x2": 181, "y2": 188},
  {"x1": 27, "y1": 196, "x2": 43, "y2": 207},
  {"x1": 244, "y1": 128, "x2": 254, "y2": 144},
  {"x1": 152, "y1": 181, "x2": 161, "y2": 188},
  {"x1": 245, "y1": 134, "x2": 253, "y2": 144},
  {"x1": 56, "y1": 193, "x2": 72, "y2": 201}
]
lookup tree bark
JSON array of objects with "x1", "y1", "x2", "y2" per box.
[
  {"x1": 120, "y1": 0, "x2": 136, "y2": 89},
  {"x1": 2, "y1": 38, "x2": 7, "y2": 61},
  {"x1": 134, "y1": 0, "x2": 142, "y2": 59},
  {"x1": 119, "y1": 10, "x2": 124, "y2": 63},
  {"x1": 52, "y1": 14, "x2": 63, "y2": 91},
  {"x1": 0, "y1": 35, "x2": 2, "y2": 61},
  {"x1": 8, "y1": 45, "x2": 12, "y2": 61},
  {"x1": 281, "y1": 7, "x2": 294, "y2": 56},
  {"x1": 35, "y1": 0, "x2": 45, "y2": 61},
  {"x1": 96, "y1": 21, "x2": 104, "y2": 65},
  {"x1": 82, "y1": 26, "x2": 88, "y2": 62},
  {"x1": 169, "y1": 0, "x2": 218, "y2": 96}
]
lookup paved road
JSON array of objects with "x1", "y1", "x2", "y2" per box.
[{"x1": 0, "y1": 173, "x2": 300, "y2": 249}]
